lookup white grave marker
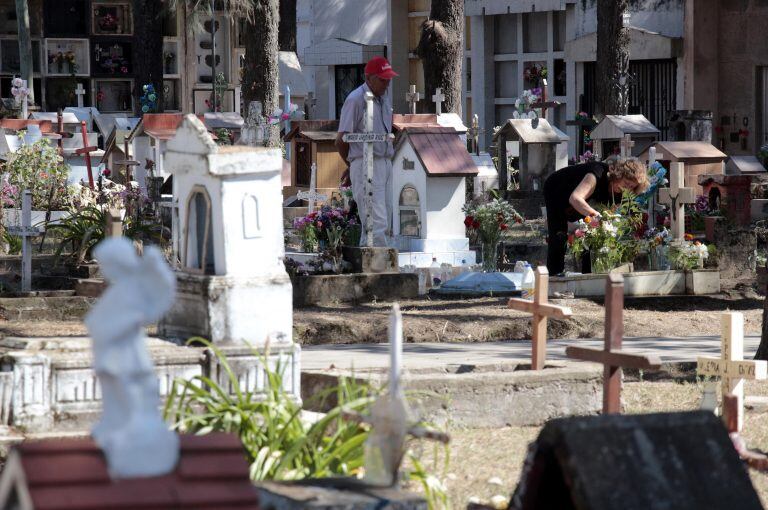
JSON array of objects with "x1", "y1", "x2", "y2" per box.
[
  {"x1": 432, "y1": 88, "x2": 445, "y2": 115},
  {"x1": 7, "y1": 191, "x2": 43, "y2": 293},
  {"x1": 697, "y1": 312, "x2": 767, "y2": 432},
  {"x1": 75, "y1": 83, "x2": 86, "y2": 108},
  {"x1": 406, "y1": 85, "x2": 420, "y2": 115},
  {"x1": 619, "y1": 134, "x2": 635, "y2": 161},
  {"x1": 296, "y1": 163, "x2": 328, "y2": 213},
  {"x1": 658, "y1": 162, "x2": 694, "y2": 242},
  {"x1": 342, "y1": 92, "x2": 389, "y2": 247}
]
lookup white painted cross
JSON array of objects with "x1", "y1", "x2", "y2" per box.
[
  {"x1": 389, "y1": 302, "x2": 403, "y2": 396},
  {"x1": 697, "y1": 312, "x2": 767, "y2": 432},
  {"x1": 342, "y1": 92, "x2": 390, "y2": 247},
  {"x1": 619, "y1": 134, "x2": 635, "y2": 160},
  {"x1": 432, "y1": 88, "x2": 445, "y2": 115},
  {"x1": 7, "y1": 190, "x2": 43, "y2": 293},
  {"x1": 646, "y1": 146, "x2": 665, "y2": 229},
  {"x1": 75, "y1": 83, "x2": 86, "y2": 108},
  {"x1": 658, "y1": 162, "x2": 694, "y2": 242},
  {"x1": 406, "y1": 85, "x2": 420, "y2": 115},
  {"x1": 296, "y1": 163, "x2": 328, "y2": 214}
]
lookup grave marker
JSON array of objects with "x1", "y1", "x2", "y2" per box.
[
  {"x1": 468, "y1": 114, "x2": 486, "y2": 156},
  {"x1": 74, "y1": 120, "x2": 99, "y2": 189},
  {"x1": 305, "y1": 91, "x2": 317, "y2": 119},
  {"x1": 406, "y1": 84, "x2": 420, "y2": 115},
  {"x1": 296, "y1": 163, "x2": 328, "y2": 214},
  {"x1": 696, "y1": 312, "x2": 767, "y2": 432},
  {"x1": 619, "y1": 133, "x2": 635, "y2": 160},
  {"x1": 646, "y1": 146, "x2": 664, "y2": 228},
  {"x1": 508, "y1": 267, "x2": 573, "y2": 370},
  {"x1": 659, "y1": 162, "x2": 695, "y2": 241},
  {"x1": 105, "y1": 208, "x2": 123, "y2": 238},
  {"x1": 7, "y1": 190, "x2": 42, "y2": 293},
  {"x1": 342, "y1": 92, "x2": 390, "y2": 247},
  {"x1": 529, "y1": 79, "x2": 560, "y2": 120},
  {"x1": 432, "y1": 88, "x2": 444, "y2": 115},
  {"x1": 566, "y1": 273, "x2": 661, "y2": 413},
  {"x1": 75, "y1": 83, "x2": 86, "y2": 108}
]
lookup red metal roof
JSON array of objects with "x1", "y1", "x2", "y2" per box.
[
  {"x1": 0, "y1": 119, "x2": 54, "y2": 133},
  {"x1": 397, "y1": 126, "x2": 478, "y2": 177},
  {"x1": 6, "y1": 433, "x2": 259, "y2": 509},
  {"x1": 142, "y1": 113, "x2": 186, "y2": 140}
]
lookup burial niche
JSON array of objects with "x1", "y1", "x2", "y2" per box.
[
  {"x1": 184, "y1": 187, "x2": 215, "y2": 274},
  {"x1": 399, "y1": 185, "x2": 421, "y2": 237}
]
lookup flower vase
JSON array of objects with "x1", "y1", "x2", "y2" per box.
[
  {"x1": 481, "y1": 239, "x2": 500, "y2": 272},
  {"x1": 57, "y1": 60, "x2": 63, "y2": 73},
  {"x1": 652, "y1": 245, "x2": 671, "y2": 271},
  {"x1": 590, "y1": 250, "x2": 617, "y2": 274}
]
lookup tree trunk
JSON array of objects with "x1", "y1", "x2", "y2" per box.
[
  {"x1": 14, "y1": 0, "x2": 34, "y2": 104},
  {"x1": 595, "y1": 0, "x2": 630, "y2": 116},
  {"x1": 133, "y1": 0, "x2": 165, "y2": 112},
  {"x1": 757, "y1": 288, "x2": 768, "y2": 360},
  {"x1": 416, "y1": 0, "x2": 463, "y2": 117},
  {"x1": 243, "y1": 0, "x2": 280, "y2": 146},
  {"x1": 278, "y1": 0, "x2": 296, "y2": 52}
]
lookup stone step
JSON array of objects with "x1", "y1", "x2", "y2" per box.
[
  {"x1": 75, "y1": 278, "x2": 107, "y2": 298},
  {"x1": 0, "y1": 295, "x2": 94, "y2": 321}
]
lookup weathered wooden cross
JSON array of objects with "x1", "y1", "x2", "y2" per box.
[
  {"x1": 432, "y1": 88, "x2": 445, "y2": 115},
  {"x1": 296, "y1": 163, "x2": 328, "y2": 214},
  {"x1": 566, "y1": 274, "x2": 662, "y2": 414},
  {"x1": 658, "y1": 162, "x2": 695, "y2": 242},
  {"x1": 406, "y1": 85, "x2": 420, "y2": 115},
  {"x1": 529, "y1": 79, "x2": 561, "y2": 120},
  {"x1": 342, "y1": 92, "x2": 390, "y2": 247},
  {"x1": 619, "y1": 134, "x2": 635, "y2": 160},
  {"x1": 508, "y1": 267, "x2": 573, "y2": 370},
  {"x1": 646, "y1": 146, "x2": 664, "y2": 229},
  {"x1": 305, "y1": 91, "x2": 317, "y2": 119},
  {"x1": 7, "y1": 191, "x2": 43, "y2": 293},
  {"x1": 75, "y1": 121, "x2": 99, "y2": 189},
  {"x1": 697, "y1": 312, "x2": 767, "y2": 432},
  {"x1": 104, "y1": 208, "x2": 123, "y2": 238},
  {"x1": 75, "y1": 83, "x2": 86, "y2": 108},
  {"x1": 116, "y1": 137, "x2": 141, "y2": 182}
]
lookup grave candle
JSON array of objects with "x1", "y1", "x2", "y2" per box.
[{"x1": 389, "y1": 303, "x2": 403, "y2": 396}]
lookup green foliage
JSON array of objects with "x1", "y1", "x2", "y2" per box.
[
  {"x1": 3, "y1": 138, "x2": 71, "y2": 210},
  {"x1": 3, "y1": 231, "x2": 21, "y2": 255}
]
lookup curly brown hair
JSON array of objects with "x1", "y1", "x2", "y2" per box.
[{"x1": 607, "y1": 159, "x2": 649, "y2": 194}]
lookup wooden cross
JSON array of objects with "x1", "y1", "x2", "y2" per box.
[
  {"x1": 566, "y1": 274, "x2": 662, "y2": 414},
  {"x1": 432, "y1": 88, "x2": 445, "y2": 115},
  {"x1": 406, "y1": 85, "x2": 420, "y2": 115},
  {"x1": 74, "y1": 121, "x2": 98, "y2": 189},
  {"x1": 697, "y1": 312, "x2": 767, "y2": 432},
  {"x1": 7, "y1": 191, "x2": 43, "y2": 293},
  {"x1": 658, "y1": 162, "x2": 695, "y2": 242},
  {"x1": 104, "y1": 208, "x2": 123, "y2": 238},
  {"x1": 115, "y1": 137, "x2": 141, "y2": 182},
  {"x1": 305, "y1": 91, "x2": 317, "y2": 119},
  {"x1": 619, "y1": 134, "x2": 635, "y2": 160},
  {"x1": 75, "y1": 83, "x2": 86, "y2": 108},
  {"x1": 529, "y1": 79, "x2": 561, "y2": 120},
  {"x1": 296, "y1": 163, "x2": 328, "y2": 214},
  {"x1": 508, "y1": 267, "x2": 573, "y2": 370},
  {"x1": 342, "y1": 92, "x2": 390, "y2": 247}
]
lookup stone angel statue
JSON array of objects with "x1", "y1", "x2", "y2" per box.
[{"x1": 84, "y1": 237, "x2": 179, "y2": 478}]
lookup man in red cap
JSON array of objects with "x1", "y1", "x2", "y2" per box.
[{"x1": 335, "y1": 56, "x2": 398, "y2": 247}]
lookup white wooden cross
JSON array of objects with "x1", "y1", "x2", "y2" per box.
[
  {"x1": 619, "y1": 134, "x2": 635, "y2": 160},
  {"x1": 406, "y1": 85, "x2": 420, "y2": 115},
  {"x1": 508, "y1": 267, "x2": 573, "y2": 370},
  {"x1": 342, "y1": 92, "x2": 390, "y2": 247},
  {"x1": 658, "y1": 162, "x2": 694, "y2": 242},
  {"x1": 7, "y1": 190, "x2": 43, "y2": 293},
  {"x1": 697, "y1": 312, "x2": 767, "y2": 432},
  {"x1": 646, "y1": 146, "x2": 664, "y2": 229},
  {"x1": 432, "y1": 88, "x2": 445, "y2": 115},
  {"x1": 296, "y1": 163, "x2": 328, "y2": 214},
  {"x1": 75, "y1": 83, "x2": 86, "y2": 108}
]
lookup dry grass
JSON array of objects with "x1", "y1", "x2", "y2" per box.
[{"x1": 413, "y1": 380, "x2": 768, "y2": 509}]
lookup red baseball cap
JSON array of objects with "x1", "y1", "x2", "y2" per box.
[{"x1": 365, "y1": 56, "x2": 398, "y2": 79}]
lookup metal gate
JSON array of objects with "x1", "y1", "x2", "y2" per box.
[{"x1": 583, "y1": 59, "x2": 677, "y2": 140}]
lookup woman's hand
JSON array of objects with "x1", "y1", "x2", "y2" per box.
[{"x1": 569, "y1": 174, "x2": 599, "y2": 217}]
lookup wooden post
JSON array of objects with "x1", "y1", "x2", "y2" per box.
[
  {"x1": 508, "y1": 267, "x2": 573, "y2": 370},
  {"x1": 105, "y1": 209, "x2": 123, "y2": 238},
  {"x1": 566, "y1": 274, "x2": 662, "y2": 414},
  {"x1": 14, "y1": 0, "x2": 34, "y2": 105}
]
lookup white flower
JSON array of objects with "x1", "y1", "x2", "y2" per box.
[
  {"x1": 599, "y1": 246, "x2": 610, "y2": 253},
  {"x1": 11, "y1": 77, "x2": 22, "y2": 88}
]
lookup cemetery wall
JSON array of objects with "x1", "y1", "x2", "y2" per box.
[{"x1": 572, "y1": 0, "x2": 684, "y2": 39}]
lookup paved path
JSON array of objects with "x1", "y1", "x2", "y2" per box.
[{"x1": 301, "y1": 335, "x2": 761, "y2": 371}]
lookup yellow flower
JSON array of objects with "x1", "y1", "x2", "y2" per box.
[{"x1": 584, "y1": 216, "x2": 592, "y2": 224}]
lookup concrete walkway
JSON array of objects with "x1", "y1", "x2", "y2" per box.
[{"x1": 301, "y1": 335, "x2": 761, "y2": 371}]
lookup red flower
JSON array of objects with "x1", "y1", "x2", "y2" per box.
[
  {"x1": 684, "y1": 233, "x2": 694, "y2": 241},
  {"x1": 103, "y1": 168, "x2": 111, "y2": 177},
  {"x1": 500, "y1": 223, "x2": 508, "y2": 231},
  {"x1": 464, "y1": 216, "x2": 474, "y2": 227},
  {"x1": 515, "y1": 216, "x2": 523, "y2": 224},
  {"x1": 472, "y1": 220, "x2": 480, "y2": 229},
  {"x1": 567, "y1": 234, "x2": 574, "y2": 245}
]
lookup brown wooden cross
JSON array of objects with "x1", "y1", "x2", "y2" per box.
[
  {"x1": 74, "y1": 121, "x2": 99, "y2": 189},
  {"x1": 566, "y1": 273, "x2": 662, "y2": 414},
  {"x1": 529, "y1": 79, "x2": 561, "y2": 119},
  {"x1": 508, "y1": 267, "x2": 573, "y2": 370},
  {"x1": 115, "y1": 137, "x2": 141, "y2": 182},
  {"x1": 104, "y1": 208, "x2": 123, "y2": 238}
]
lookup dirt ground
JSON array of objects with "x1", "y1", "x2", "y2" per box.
[
  {"x1": 410, "y1": 379, "x2": 768, "y2": 509},
  {"x1": 294, "y1": 279, "x2": 765, "y2": 345}
]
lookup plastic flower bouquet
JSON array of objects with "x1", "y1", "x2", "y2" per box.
[
  {"x1": 512, "y1": 89, "x2": 540, "y2": 120},
  {"x1": 463, "y1": 198, "x2": 523, "y2": 271},
  {"x1": 568, "y1": 212, "x2": 624, "y2": 273}
]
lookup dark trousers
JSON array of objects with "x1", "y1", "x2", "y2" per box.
[{"x1": 544, "y1": 192, "x2": 591, "y2": 275}]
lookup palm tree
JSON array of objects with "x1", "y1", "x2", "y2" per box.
[
  {"x1": 595, "y1": 0, "x2": 630, "y2": 116},
  {"x1": 416, "y1": 0, "x2": 463, "y2": 117}
]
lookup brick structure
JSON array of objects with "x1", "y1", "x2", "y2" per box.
[{"x1": 698, "y1": 174, "x2": 753, "y2": 226}]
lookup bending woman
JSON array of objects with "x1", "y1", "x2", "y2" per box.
[{"x1": 543, "y1": 158, "x2": 649, "y2": 275}]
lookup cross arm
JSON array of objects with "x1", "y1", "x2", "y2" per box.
[
  {"x1": 75, "y1": 145, "x2": 99, "y2": 155},
  {"x1": 508, "y1": 298, "x2": 572, "y2": 319},
  {"x1": 566, "y1": 346, "x2": 662, "y2": 370},
  {"x1": 697, "y1": 357, "x2": 768, "y2": 379}
]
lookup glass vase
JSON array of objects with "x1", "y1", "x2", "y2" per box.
[
  {"x1": 590, "y1": 250, "x2": 617, "y2": 274},
  {"x1": 652, "y1": 245, "x2": 670, "y2": 271},
  {"x1": 481, "y1": 238, "x2": 499, "y2": 272}
]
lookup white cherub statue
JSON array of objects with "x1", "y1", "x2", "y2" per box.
[{"x1": 84, "y1": 237, "x2": 179, "y2": 478}]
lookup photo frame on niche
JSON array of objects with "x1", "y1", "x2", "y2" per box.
[{"x1": 92, "y1": 2, "x2": 133, "y2": 36}]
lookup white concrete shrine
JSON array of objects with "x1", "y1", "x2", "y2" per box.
[
  {"x1": 159, "y1": 115, "x2": 299, "y2": 398},
  {"x1": 391, "y1": 126, "x2": 478, "y2": 267}
]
